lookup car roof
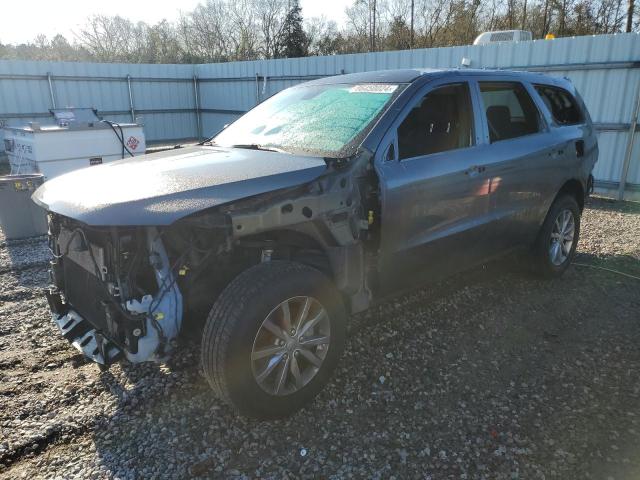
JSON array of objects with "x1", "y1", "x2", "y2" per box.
[
  {"x1": 305, "y1": 68, "x2": 440, "y2": 85},
  {"x1": 304, "y1": 68, "x2": 569, "y2": 89}
]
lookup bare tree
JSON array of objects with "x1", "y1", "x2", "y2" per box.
[
  {"x1": 2, "y1": 0, "x2": 635, "y2": 63},
  {"x1": 76, "y1": 15, "x2": 142, "y2": 62},
  {"x1": 305, "y1": 16, "x2": 341, "y2": 55},
  {"x1": 179, "y1": 1, "x2": 236, "y2": 62},
  {"x1": 256, "y1": 0, "x2": 289, "y2": 58},
  {"x1": 345, "y1": 0, "x2": 372, "y2": 52}
]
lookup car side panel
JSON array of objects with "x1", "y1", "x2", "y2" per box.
[
  {"x1": 374, "y1": 77, "x2": 498, "y2": 293},
  {"x1": 470, "y1": 76, "x2": 575, "y2": 249},
  {"x1": 521, "y1": 81, "x2": 598, "y2": 229}
]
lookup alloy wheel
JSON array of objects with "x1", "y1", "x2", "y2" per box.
[
  {"x1": 549, "y1": 208, "x2": 575, "y2": 266},
  {"x1": 251, "y1": 296, "x2": 331, "y2": 396}
]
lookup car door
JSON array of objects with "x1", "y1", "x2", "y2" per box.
[
  {"x1": 533, "y1": 82, "x2": 596, "y2": 195},
  {"x1": 374, "y1": 78, "x2": 496, "y2": 293},
  {"x1": 471, "y1": 78, "x2": 561, "y2": 250}
]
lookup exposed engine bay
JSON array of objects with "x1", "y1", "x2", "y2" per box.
[
  {"x1": 44, "y1": 152, "x2": 380, "y2": 368},
  {"x1": 47, "y1": 222, "x2": 184, "y2": 366}
]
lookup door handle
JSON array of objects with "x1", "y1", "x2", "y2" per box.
[
  {"x1": 575, "y1": 140, "x2": 585, "y2": 158},
  {"x1": 465, "y1": 165, "x2": 486, "y2": 177}
]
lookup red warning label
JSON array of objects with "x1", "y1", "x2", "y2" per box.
[{"x1": 126, "y1": 136, "x2": 140, "y2": 151}]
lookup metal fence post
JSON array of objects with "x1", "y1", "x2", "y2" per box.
[
  {"x1": 126, "y1": 74, "x2": 136, "y2": 122},
  {"x1": 193, "y1": 75, "x2": 202, "y2": 141},
  {"x1": 618, "y1": 82, "x2": 640, "y2": 200},
  {"x1": 255, "y1": 73, "x2": 260, "y2": 105},
  {"x1": 46, "y1": 72, "x2": 56, "y2": 109}
]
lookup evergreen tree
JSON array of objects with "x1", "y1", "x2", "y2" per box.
[
  {"x1": 280, "y1": 0, "x2": 308, "y2": 58},
  {"x1": 387, "y1": 16, "x2": 411, "y2": 50}
]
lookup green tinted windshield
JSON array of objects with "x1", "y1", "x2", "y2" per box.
[{"x1": 214, "y1": 83, "x2": 402, "y2": 157}]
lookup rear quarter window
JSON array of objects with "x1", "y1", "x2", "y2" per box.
[{"x1": 534, "y1": 85, "x2": 584, "y2": 126}]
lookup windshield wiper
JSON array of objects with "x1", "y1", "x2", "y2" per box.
[{"x1": 230, "y1": 143, "x2": 282, "y2": 153}]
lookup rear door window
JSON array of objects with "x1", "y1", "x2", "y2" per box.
[
  {"x1": 534, "y1": 85, "x2": 583, "y2": 125},
  {"x1": 479, "y1": 82, "x2": 541, "y2": 143},
  {"x1": 397, "y1": 83, "x2": 474, "y2": 160}
]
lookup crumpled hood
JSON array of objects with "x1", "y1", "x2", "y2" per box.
[{"x1": 32, "y1": 146, "x2": 327, "y2": 226}]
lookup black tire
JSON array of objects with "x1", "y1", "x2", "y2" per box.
[
  {"x1": 530, "y1": 194, "x2": 581, "y2": 278},
  {"x1": 201, "y1": 260, "x2": 346, "y2": 418}
]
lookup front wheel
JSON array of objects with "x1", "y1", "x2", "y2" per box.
[
  {"x1": 201, "y1": 261, "x2": 346, "y2": 418},
  {"x1": 530, "y1": 194, "x2": 581, "y2": 278}
]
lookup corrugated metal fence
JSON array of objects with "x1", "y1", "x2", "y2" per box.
[
  {"x1": 0, "y1": 62, "x2": 198, "y2": 145},
  {"x1": 1, "y1": 33, "x2": 639, "y2": 199}
]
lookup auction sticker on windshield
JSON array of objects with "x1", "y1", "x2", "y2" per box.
[{"x1": 349, "y1": 84, "x2": 398, "y2": 94}]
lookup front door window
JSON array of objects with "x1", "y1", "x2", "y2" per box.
[{"x1": 397, "y1": 83, "x2": 474, "y2": 160}]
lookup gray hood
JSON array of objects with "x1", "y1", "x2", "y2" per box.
[{"x1": 32, "y1": 146, "x2": 327, "y2": 226}]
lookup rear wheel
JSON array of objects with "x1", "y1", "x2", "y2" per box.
[
  {"x1": 201, "y1": 261, "x2": 346, "y2": 418},
  {"x1": 530, "y1": 194, "x2": 581, "y2": 278}
]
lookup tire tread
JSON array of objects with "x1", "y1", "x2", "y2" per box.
[
  {"x1": 201, "y1": 261, "x2": 324, "y2": 410},
  {"x1": 530, "y1": 193, "x2": 581, "y2": 278}
]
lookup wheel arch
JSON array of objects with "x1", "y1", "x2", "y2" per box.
[
  {"x1": 238, "y1": 227, "x2": 333, "y2": 274},
  {"x1": 235, "y1": 226, "x2": 369, "y2": 313},
  {"x1": 532, "y1": 178, "x2": 585, "y2": 245},
  {"x1": 556, "y1": 178, "x2": 585, "y2": 212},
  {"x1": 200, "y1": 259, "x2": 347, "y2": 418}
]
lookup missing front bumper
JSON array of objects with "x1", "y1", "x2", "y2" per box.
[
  {"x1": 45, "y1": 226, "x2": 183, "y2": 366},
  {"x1": 47, "y1": 290, "x2": 123, "y2": 367}
]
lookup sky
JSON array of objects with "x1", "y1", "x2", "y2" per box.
[{"x1": 0, "y1": 0, "x2": 350, "y2": 45}]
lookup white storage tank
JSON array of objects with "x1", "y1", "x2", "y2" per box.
[{"x1": 3, "y1": 108, "x2": 145, "y2": 180}]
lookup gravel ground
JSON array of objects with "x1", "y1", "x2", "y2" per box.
[{"x1": 1, "y1": 197, "x2": 639, "y2": 479}]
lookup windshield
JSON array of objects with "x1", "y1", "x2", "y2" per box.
[{"x1": 213, "y1": 83, "x2": 403, "y2": 158}]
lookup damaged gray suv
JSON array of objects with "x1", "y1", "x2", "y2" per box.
[{"x1": 34, "y1": 68, "x2": 597, "y2": 418}]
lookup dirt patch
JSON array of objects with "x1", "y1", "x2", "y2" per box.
[{"x1": 1, "y1": 197, "x2": 639, "y2": 479}]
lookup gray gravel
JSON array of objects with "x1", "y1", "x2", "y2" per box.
[{"x1": 1, "y1": 197, "x2": 639, "y2": 479}]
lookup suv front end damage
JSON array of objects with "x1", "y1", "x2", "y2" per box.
[
  {"x1": 42, "y1": 150, "x2": 378, "y2": 369},
  {"x1": 28, "y1": 69, "x2": 600, "y2": 418},
  {"x1": 46, "y1": 217, "x2": 183, "y2": 368}
]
